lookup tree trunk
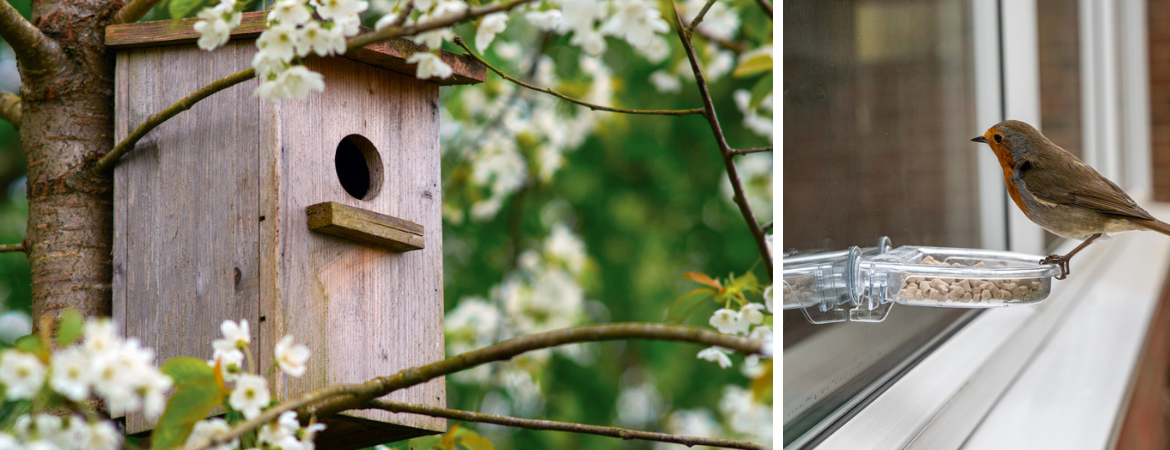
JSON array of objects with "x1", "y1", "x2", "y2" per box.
[{"x1": 20, "y1": 0, "x2": 122, "y2": 320}]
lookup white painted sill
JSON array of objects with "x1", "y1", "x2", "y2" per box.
[{"x1": 814, "y1": 202, "x2": 1170, "y2": 450}]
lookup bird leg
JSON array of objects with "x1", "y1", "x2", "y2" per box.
[{"x1": 1040, "y1": 233, "x2": 1102, "y2": 280}]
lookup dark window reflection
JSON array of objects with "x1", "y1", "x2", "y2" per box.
[{"x1": 783, "y1": 0, "x2": 983, "y2": 446}]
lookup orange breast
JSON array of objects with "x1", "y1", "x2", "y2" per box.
[{"x1": 994, "y1": 147, "x2": 1031, "y2": 219}]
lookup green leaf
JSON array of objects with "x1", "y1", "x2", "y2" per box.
[
  {"x1": 151, "y1": 377, "x2": 223, "y2": 450},
  {"x1": 160, "y1": 357, "x2": 215, "y2": 387},
  {"x1": 682, "y1": 272, "x2": 721, "y2": 289},
  {"x1": 13, "y1": 335, "x2": 44, "y2": 357},
  {"x1": 748, "y1": 73, "x2": 773, "y2": 110},
  {"x1": 732, "y1": 52, "x2": 773, "y2": 78},
  {"x1": 666, "y1": 288, "x2": 715, "y2": 324},
  {"x1": 56, "y1": 308, "x2": 84, "y2": 346},
  {"x1": 459, "y1": 431, "x2": 494, "y2": 450},
  {"x1": 169, "y1": 0, "x2": 204, "y2": 21}
]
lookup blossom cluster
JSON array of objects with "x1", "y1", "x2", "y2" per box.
[
  {"x1": 652, "y1": 385, "x2": 772, "y2": 449},
  {"x1": 193, "y1": 0, "x2": 369, "y2": 102},
  {"x1": 445, "y1": 223, "x2": 594, "y2": 417},
  {"x1": 699, "y1": 290, "x2": 773, "y2": 369},
  {"x1": 0, "y1": 318, "x2": 170, "y2": 449},
  {"x1": 186, "y1": 319, "x2": 318, "y2": 450}
]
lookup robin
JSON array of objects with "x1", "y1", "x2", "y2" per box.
[{"x1": 971, "y1": 120, "x2": 1170, "y2": 280}]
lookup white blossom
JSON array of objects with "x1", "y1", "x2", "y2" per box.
[
  {"x1": 252, "y1": 51, "x2": 286, "y2": 79},
  {"x1": 697, "y1": 346, "x2": 732, "y2": 368},
  {"x1": 600, "y1": 0, "x2": 669, "y2": 50},
  {"x1": 413, "y1": 28, "x2": 455, "y2": 51},
  {"x1": 186, "y1": 419, "x2": 238, "y2": 450},
  {"x1": 544, "y1": 224, "x2": 586, "y2": 275},
  {"x1": 682, "y1": 0, "x2": 740, "y2": 41},
  {"x1": 763, "y1": 285, "x2": 773, "y2": 312},
  {"x1": 334, "y1": 13, "x2": 363, "y2": 36},
  {"x1": 194, "y1": 3, "x2": 240, "y2": 51},
  {"x1": 258, "y1": 411, "x2": 299, "y2": 447},
  {"x1": 312, "y1": 0, "x2": 368, "y2": 20},
  {"x1": 84, "y1": 319, "x2": 117, "y2": 356},
  {"x1": 638, "y1": 36, "x2": 670, "y2": 63},
  {"x1": 82, "y1": 420, "x2": 122, "y2": 450},
  {"x1": 256, "y1": 25, "x2": 299, "y2": 62},
  {"x1": 524, "y1": 10, "x2": 561, "y2": 31},
  {"x1": 709, "y1": 309, "x2": 741, "y2": 334},
  {"x1": 739, "y1": 303, "x2": 765, "y2": 326},
  {"x1": 476, "y1": 13, "x2": 509, "y2": 52},
  {"x1": 0, "y1": 350, "x2": 46, "y2": 400},
  {"x1": 374, "y1": 12, "x2": 401, "y2": 31},
  {"x1": 209, "y1": 347, "x2": 245, "y2": 380},
  {"x1": 142, "y1": 374, "x2": 173, "y2": 420},
  {"x1": 275, "y1": 335, "x2": 311, "y2": 377},
  {"x1": 649, "y1": 70, "x2": 681, "y2": 93},
  {"x1": 705, "y1": 47, "x2": 735, "y2": 81},
  {"x1": 407, "y1": 52, "x2": 453, "y2": 80},
  {"x1": 229, "y1": 374, "x2": 271, "y2": 419},
  {"x1": 0, "y1": 311, "x2": 31, "y2": 344},
  {"x1": 268, "y1": 0, "x2": 312, "y2": 25},
  {"x1": 49, "y1": 347, "x2": 90, "y2": 401},
  {"x1": 280, "y1": 65, "x2": 326, "y2": 100}
]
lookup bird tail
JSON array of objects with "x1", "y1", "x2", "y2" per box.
[{"x1": 1136, "y1": 218, "x2": 1170, "y2": 237}]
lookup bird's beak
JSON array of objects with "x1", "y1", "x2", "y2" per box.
[{"x1": 971, "y1": 136, "x2": 989, "y2": 144}]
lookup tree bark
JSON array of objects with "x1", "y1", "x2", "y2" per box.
[{"x1": 20, "y1": 0, "x2": 123, "y2": 320}]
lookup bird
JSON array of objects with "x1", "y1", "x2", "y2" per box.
[{"x1": 971, "y1": 120, "x2": 1170, "y2": 280}]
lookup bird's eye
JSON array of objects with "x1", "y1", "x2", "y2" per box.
[{"x1": 994, "y1": 134, "x2": 1003, "y2": 143}]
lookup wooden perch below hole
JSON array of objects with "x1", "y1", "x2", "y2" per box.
[{"x1": 307, "y1": 202, "x2": 424, "y2": 252}]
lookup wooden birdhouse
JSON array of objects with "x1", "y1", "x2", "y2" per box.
[{"x1": 105, "y1": 12, "x2": 484, "y2": 449}]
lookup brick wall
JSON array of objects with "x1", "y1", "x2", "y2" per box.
[{"x1": 1151, "y1": 0, "x2": 1170, "y2": 201}]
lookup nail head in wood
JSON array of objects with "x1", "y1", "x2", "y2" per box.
[{"x1": 307, "y1": 202, "x2": 425, "y2": 252}]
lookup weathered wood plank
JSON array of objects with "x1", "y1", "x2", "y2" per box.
[
  {"x1": 105, "y1": 11, "x2": 486, "y2": 85},
  {"x1": 306, "y1": 202, "x2": 424, "y2": 252},
  {"x1": 117, "y1": 41, "x2": 264, "y2": 434},
  {"x1": 274, "y1": 55, "x2": 445, "y2": 442}
]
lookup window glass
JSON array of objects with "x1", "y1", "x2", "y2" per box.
[
  {"x1": 1037, "y1": 0, "x2": 1083, "y2": 251},
  {"x1": 783, "y1": 0, "x2": 982, "y2": 445}
]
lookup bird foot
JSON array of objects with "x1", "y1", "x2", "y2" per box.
[{"x1": 1040, "y1": 254, "x2": 1071, "y2": 280}]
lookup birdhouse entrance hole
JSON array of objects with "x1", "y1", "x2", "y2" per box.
[{"x1": 335, "y1": 134, "x2": 383, "y2": 200}]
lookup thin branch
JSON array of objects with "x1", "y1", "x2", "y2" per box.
[
  {"x1": 91, "y1": 68, "x2": 256, "y2": 174},
  {"x1": 687, "y1": 0, "x2": 717, "y2": 32},
  {"x1": 453, "y1": 37, "x2": 704, "y2": 117},
  {"x1": 0, "y1": 243, "x2": 24, "y2": 253},
  {"x1": 757, "y1": 0, "x2": 772, "y2": 17},
  {"x1": 199, "y1": 323, "x2": 766, "y2": 450},
  {"x1": 730, "y1": 146, "x2": 771, "y2": 156},
  {"x1": 369, "y1": 400, "x2": 766, "y2": 450},
  {"x1": 112, "y1": 0, "x2": 163, "y2": 25},
  {"x1": 0, "y1": 0, "x2": 64, "y2": 74},
  {"x1": 695, "y1": 27, "x2": 747, "y2": 54},
  {"x1": 0, "y1": 93, "x2": 20, "y2": 129},
  {"x1": 762, "y1": 221, "x2": 772, "y2": 233},
  {"x1": 673, "y1": 8, "x2": 773, "y2": 279}
]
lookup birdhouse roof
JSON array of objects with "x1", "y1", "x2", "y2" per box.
[{"x1": 106, "y1": 11, "x2": 486, "y2": 85}]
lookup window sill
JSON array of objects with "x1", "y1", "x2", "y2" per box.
[{"x1": 814, "y1": 202, "x2": 1170, "y2": 449}]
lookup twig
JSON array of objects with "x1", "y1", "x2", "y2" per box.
[
  {"x1": 687, "y1": 0, "x2": 716, "y2": 32},
  {"x1": 762, "y1": 221, "x2": 772, "y2": 232},
  {"x1": 756, "y1": 0, "x2": 772, "y2": 17},
  {"x1": 453, "y1": 37, "x2": 704, "y2": 117},
  {"x1": 369, "y1": 399, "x2": 766, "y2": 450},
  {"x1": 0, "y1": 0, "x2": 64, "y2": 74},
  {"x1": 112, "y1": 0, "x2": 163, "y2": 24},
  {"x1": 730, "y1": 147, "x2": 771, "y2": 156},
  {"x1": 673, "y1": 8, "x2": 772, "y2": 279},
  {"x1": 0, "y1": 243, "x2": 25, "y2": 253},
  {"x1": 695, "y1": 27, "x2": 747, "y2": 54},
  {"x1": 0, "y1": 93, "x2": 20, "y2": 129},
  {"x1": 199, "y1": 323, "x2": 765, "y2": 450},
  {"x1": 91, "y1": 68, "x2": 257, "y2": 174}
]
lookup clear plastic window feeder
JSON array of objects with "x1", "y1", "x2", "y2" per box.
[{"x1": 783, "y1": 238, "x2": 1063, "y2": 324}]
